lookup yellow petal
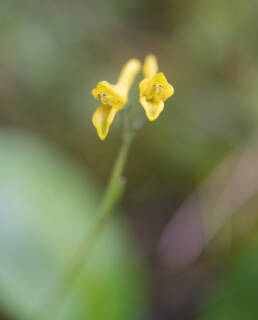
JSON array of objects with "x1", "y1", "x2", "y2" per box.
[
  {"x1": 139, "y1": 78, "x2": 152, "y2": 96},
  {"x1": 116, "y1": 59, "x2": 141, "y2": 96},
  {"x1": 92, "y1": 104, "x2": 117, "y2": 140},
  {"x1": 92, "y1": 81, "x2": 126, "y2": 110},
  {"x1": 152, "y1": 72, "x2": 169, "y2": 87},
  {"x1": 140, "y1": 96, "x2": 164, "y2": 121},
  {"x1": 143, "y1": 55, "x2": 158, "y2": 79},
  {"x1": 152, "y1": 72, "x2": 174, "y2": 101},
  {"x1": 165, "y1": 83, "x2": 174, "y2": 100}
]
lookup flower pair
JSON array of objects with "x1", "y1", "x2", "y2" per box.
[{"x1": 92, "y1": 55, "x2": 174, "y2": 140}]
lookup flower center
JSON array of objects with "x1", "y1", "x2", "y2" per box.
[
  {"x1": 146, "y1": 83, "x2": 164, "y2": 102},
  {"x1": 98, "y1": 93, "x2": 108, "y2": 104}
]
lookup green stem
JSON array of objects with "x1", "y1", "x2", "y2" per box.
[{"x1": 35, "y1": 128, "x2": 134, "y2": 319}]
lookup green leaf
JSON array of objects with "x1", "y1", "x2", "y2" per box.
[{"x1": 0, "y1": 128, "x2": 148, "y2": 320}]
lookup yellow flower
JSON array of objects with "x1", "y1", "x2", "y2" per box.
[
  {"x1": 92, "y1": 59, "x2": 141, "y2": 140},
  {"x1": 139, "y1": 55, "x2": 174, "y2": 121}
]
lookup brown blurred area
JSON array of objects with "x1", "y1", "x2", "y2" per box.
[{"x1": 1, "y1": 0, "x2": 258, "y2": 319}]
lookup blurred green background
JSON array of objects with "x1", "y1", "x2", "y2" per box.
[{"x1": 1, "y1": 0, "x2": 258, "y2": 319}]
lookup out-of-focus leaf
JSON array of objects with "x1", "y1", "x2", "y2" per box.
[{"x1": 0, "y1": 128, "x2": 148, "y2": 320}]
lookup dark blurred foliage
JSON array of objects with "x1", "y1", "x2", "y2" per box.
[{"x1": 1, "y1": 0, "x2": 258, "y2": 319}]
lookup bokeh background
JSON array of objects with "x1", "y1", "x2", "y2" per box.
[{"x1": 1, "y1": 0, "x2": 258, "y2": 319}]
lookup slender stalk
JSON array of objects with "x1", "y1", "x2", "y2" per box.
[{"x1": 35, "y1": 127, "x2": 135, "y2": 319}]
